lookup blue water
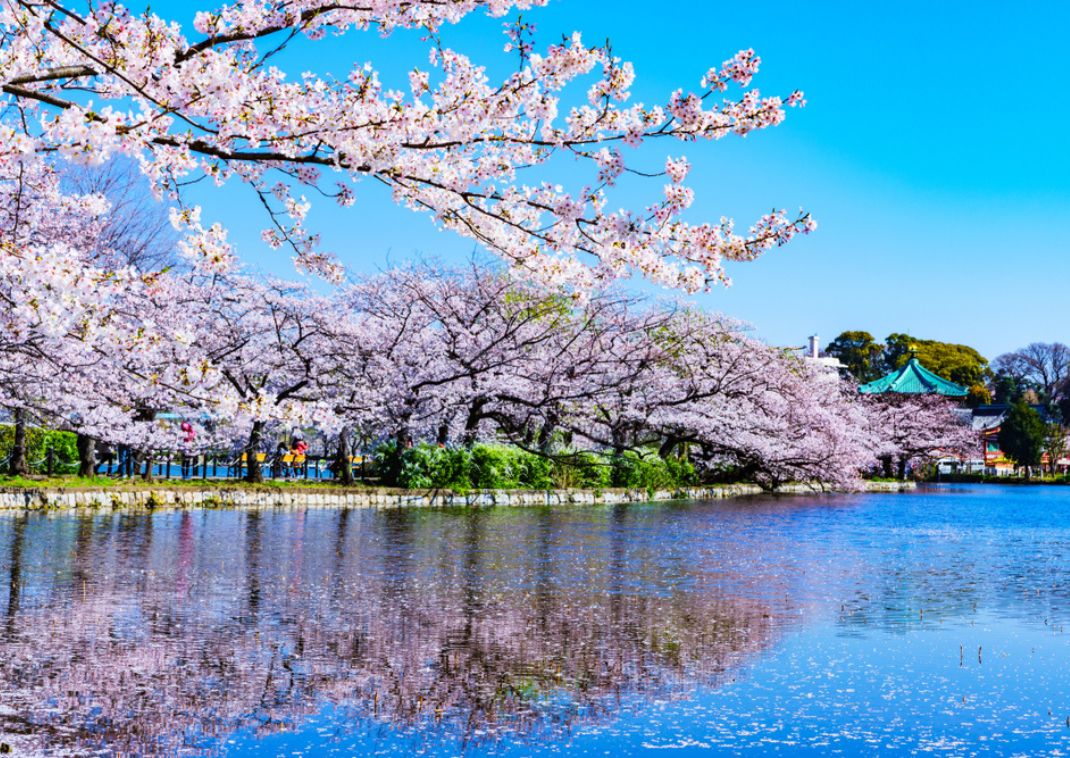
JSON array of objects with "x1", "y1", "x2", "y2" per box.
[{"x1": 1, "y1": 485, "x2": 1069, "y2": 755}]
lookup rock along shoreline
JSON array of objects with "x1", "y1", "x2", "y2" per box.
[{"x1": 0, "y1": 480, "x2": 914, "y2": 512}]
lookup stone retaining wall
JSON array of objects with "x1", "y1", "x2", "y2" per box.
[{"x1": 0, "y1": 480, "x2": 914, "y2": 512}]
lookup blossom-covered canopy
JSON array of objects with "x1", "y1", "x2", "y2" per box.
[{"x1": 858, "y1": 358, "x2": 968, "y2": 397}]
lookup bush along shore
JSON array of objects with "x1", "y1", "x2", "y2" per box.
[
  {"x1": 0, "y1": 441, "x2": 915, "y2": 511},
  {"x1": 377, "y1": 442, "x2": 700, "y2": 492},
  {"x1": 934, "y1": 473, "x2": 1070, "y2": 485},
  {"x1": 0, "y1": 480, "x2": 914, "y2": 512}
]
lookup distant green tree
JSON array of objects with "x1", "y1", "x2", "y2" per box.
[
  {"x1": 998, "y1": 401, "x2": 1046, "y2": 477},
  {"x1": 884, "y1": 334, "x2": 989, "y2": 386},
  {"x1": 992, "y1": 372, "x2": 1028, "y2": 404},
  {"x1": 825, "y1": 331, "x2": 884, "y2": 382},
  {"x1": 967, "y1": 384, "x2": 993, "y2": 407}
]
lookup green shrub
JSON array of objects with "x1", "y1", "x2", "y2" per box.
[
  {"x1": 515, "y1": 449, "x2": 556, "y2": 489},
  {"x1": 552, "y1": 450, "x2": 611, "y2": 489},
  {"x1": 372, "y1": 440, "x2": 401, "y2": 485},
  {"x1": 399, "y1": 444, "x2": 467, "y2": 489},
  {"x1": 0, "y1": 424, "x2": 79, "y2": 474},
  {"x1": 664, "y1": 454, "x2": 698, "y2": 488},
  {"x1": 470, "y1": 444, "x2": 554, "y2": 489},
  {"x1": 379, "y1": 442, "x2": 557, "y2": 491},
  {"x1": 373, "y1": 440, "x2": 692, "y2": 493},
  {"x1": 610, "y1": 450, "x2": 696, "y2": 492},
  {"x1": 383, "y1": 443, "x2": 473, "y2": 490}
]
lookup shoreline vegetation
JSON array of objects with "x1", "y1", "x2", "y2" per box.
[
  {"x1": 0, "y1": 478, "x2": 915, "y2": 512},
  {"x1": 935, "y1": 473, "x2": 1070, "y2": 485}
]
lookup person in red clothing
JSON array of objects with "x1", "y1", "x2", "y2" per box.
[{"x1": 287, "y1": 438, "x2": 309, "y2": 479}]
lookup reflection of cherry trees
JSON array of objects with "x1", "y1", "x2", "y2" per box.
[{"x1": 0, "y1": 508, "x2": 786, "y2": 755}]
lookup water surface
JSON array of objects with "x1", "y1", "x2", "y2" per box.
[{"x1": 1, "y1": 484, "x2": 1069, "y2": 755}]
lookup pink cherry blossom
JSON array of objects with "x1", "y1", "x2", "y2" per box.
[{"x1": 1, "y1": 0, "x2": 813, "y2": 293}]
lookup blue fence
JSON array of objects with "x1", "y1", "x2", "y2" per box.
[{"x1": 95, "y1": 451, "x2": 370, "y2": 482}]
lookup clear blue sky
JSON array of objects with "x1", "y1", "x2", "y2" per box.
[{"x1": 148, "y1": 0, "x2": 1070, "y2": 359}]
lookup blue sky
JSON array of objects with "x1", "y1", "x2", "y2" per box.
[{"x1": 150, "y1": 0, "x2": 1070, "y2": 359}]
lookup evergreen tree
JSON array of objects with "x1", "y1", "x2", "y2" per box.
[
  {"x1": 998, "y1": 401, "x2": 1046, "y2": 477},
  {"x1": 826, "y1": 331, "x2": 884, "y2": 382}
]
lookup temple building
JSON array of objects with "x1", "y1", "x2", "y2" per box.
[
  {"x1": 857, "y1": 358, "x2": 968, "y2": 397},
  {"x1": 853, "y1": 355, "x2": 1067, "y2": 476},
  {"x1": 858, "y1": 357, "x2": 979, "y2": 474}
]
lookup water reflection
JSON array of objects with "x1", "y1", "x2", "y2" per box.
[
  {"x1": 0, "y1": 487, "x2": 1069, "y2": 755},
  {"x1": 0, "y1": 505, "x2": 783, "y2": 755}
]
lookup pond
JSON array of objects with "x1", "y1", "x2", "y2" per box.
[{"x1": 1, "y1": 484, "x2": 1069, "y2": 755}]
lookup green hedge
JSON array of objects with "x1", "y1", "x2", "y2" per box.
[
  {"x1": 609, "y1": 449, "x2": 697, "y2": 491},
  {"x1": 470, "y1": 444, "x2": 554, "y2": 489},
  {"x1": 376, "y1": 441, "x2": 694, "y2": 493},
  {"x1": 0, "y1": 424, "x2": 79, "y2": 474},
  {"x1": 934, "y1": 473, "x2": 1070, "y2": 485},
  {"x1": 398, "y1": 444, "x2": 472, "y2": 490},
  {"x1": 552, "y1": 450, "x2": 611, "y2": 489}
]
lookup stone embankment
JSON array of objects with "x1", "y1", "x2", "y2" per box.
[{"x1": 0, "y1": 480, "x2": 913, "y2": 511}]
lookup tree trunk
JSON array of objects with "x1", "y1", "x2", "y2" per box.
[
  {"x1": 535, "y1": 411, "x2": 560, "y2": 453},
  {"x1": 537, "y1": 412, "x2": 559, "y2": 455},
  {"x1": 141, "y1": 451, "x2": 155, "y2": 481},
  {"x1": 244, "y1": 421, "x2": 265, "y2": 483},
  {"x1": 462, "y1": 400, "x2": 485, "y2": 447},
  {"x1": 130, "y1": 408, "x2": 157, "y2": 481},
  {"x1": 896, "y1": 457, "x2": 908, "y2": 481},
  {"x1": 522, "y1": 421, "x2": 537, "y2": 448},
  {"x1": 76, "y1": 434, "x2": 97, "y2": 478},
  {"x1": 334, "y1": 429, "x2": 354, "y2": 486},
  {"x1": 8, "y1": 408, "x2": 28, "y2": 476}
]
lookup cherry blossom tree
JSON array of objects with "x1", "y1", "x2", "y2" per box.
[
  {"x1": 327, "y1": 268, "x2": 878, "y2": 490},
  {"x1": 0, "y1": 158, "x2": 897, "y2": 493},
  {"x1": 328, "y1": 265, "x2": 664, "y2": 466},
  {"x1": 0, "y1": 153, "x2": 228, "y2": 477},
  {"x1": 37, "y1": 269, "x2": 235, "y2": 478},
  {"x1": 591, "y1": 309, "x2": 872, "y2": 489},
  {"x1": 0, "y1": 156, "x2": 144, "y2": 474},
  {"x1": 1, "y1": 0, "x2": 813, "y2": 291},
  {"x1": 0, "y1": 2, "x2": 847, "y2": 485},
  {"x1": 337, "y1": 264, "x2": 630, "y2": 446},
  {"x1": 189, "y1": 274, "x2": 337, "y2": 482},
  {"x1": 862, "y1": 395, "x2": 976, "y2": 480}
]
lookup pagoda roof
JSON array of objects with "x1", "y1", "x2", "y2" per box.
[{"x1": 858, "y1": 358, "x2": 968, "y2": 397}]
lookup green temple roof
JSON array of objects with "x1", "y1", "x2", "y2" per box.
[{"x1": 857, "y1": 358, "x2": 969, "y2": 397}]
